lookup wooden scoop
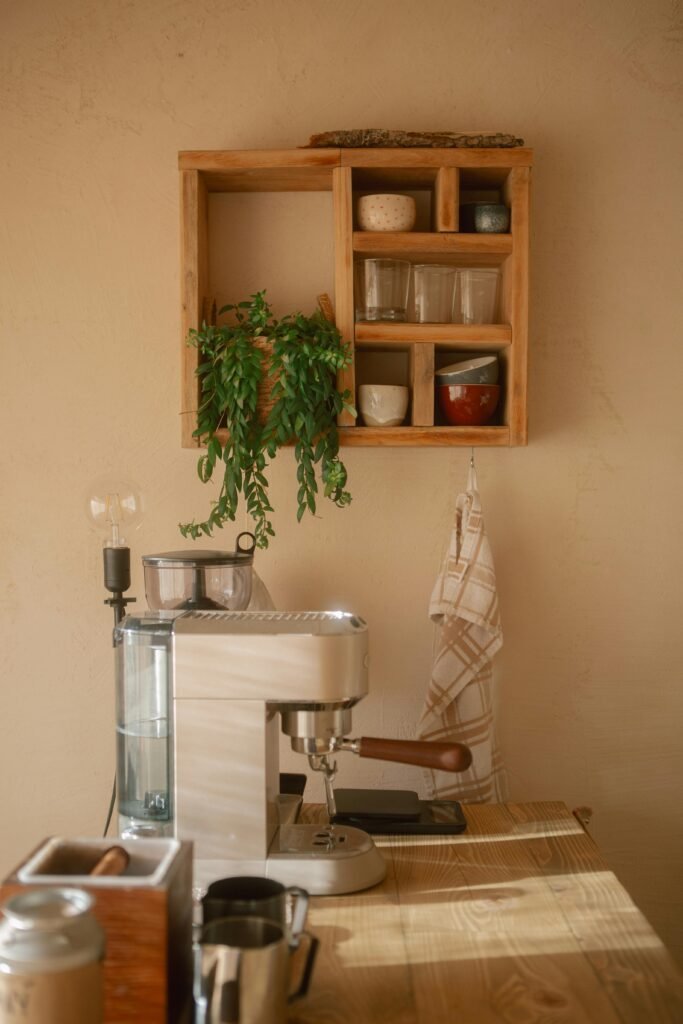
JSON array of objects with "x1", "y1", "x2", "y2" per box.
[{"x1": 89, "y1": 845, "x2": 130, "y2": 877}]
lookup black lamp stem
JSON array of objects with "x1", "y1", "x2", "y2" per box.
[{"x1": 103, "y1": 546, "x2": 136, "y2": 633}]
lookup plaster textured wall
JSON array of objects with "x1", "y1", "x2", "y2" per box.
[{"x1": 1, "y1": 0, "x2": 682, "y2": 959}]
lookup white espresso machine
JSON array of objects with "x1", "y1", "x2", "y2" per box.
[
  {"x1": 115, "y1": 547, "x2": 471, "y2": 894},
  {"x1": 116, "y1": 608, "x2": 390, "y2": 892}
]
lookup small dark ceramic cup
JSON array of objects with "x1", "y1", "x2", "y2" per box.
[{"x1": 473, "y1": 203, "x2": 510, "y2": 233}]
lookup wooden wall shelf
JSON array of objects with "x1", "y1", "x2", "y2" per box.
[
  {"x1": 179, "y1": 147, "x2": 532, "y2": 448},
  {"x1": 353, "y1": 232, "x2": 513, "y2": 259},
  {"x1": 339, "y1": 425, "x2": 511, "y2": 447},
  {"x1": 354, "y1": 324, "x2": 512, "y2": 346}
]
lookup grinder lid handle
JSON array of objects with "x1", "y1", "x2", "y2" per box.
[{"x1": 236, "y1": 531, "x2": 256, "y2": 554}]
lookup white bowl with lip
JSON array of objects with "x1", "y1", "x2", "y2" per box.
[
  {"x1": 357, "y1": 194, "x2": 416, "y2": 232},
  {"x1": 436, "y1": 355, "x2": 499, "y2": 385},
  {"x1": 358, "y1": 384, "x2": 409, "y2": 427}
]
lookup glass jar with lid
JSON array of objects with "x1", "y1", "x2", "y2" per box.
[{"x1": 0, "y1": 887, "x2": 105, "y2": 1024}]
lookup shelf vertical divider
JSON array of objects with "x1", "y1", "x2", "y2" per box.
[
  {"x1": 503, "y1": 166, "x2": 530, "y2": 446},
  {"x1": 333, "y1": 165, "x2": 357, "y2": 426},
  {"x1": 433, "y1": 167, "x2": 459, "y2": 232},
  {"x1": 410, "y1": 344, "x2": 435, "y2": 426},
  {"x1": 180, "y1": 169, "x2": 208, "y2": 448}
]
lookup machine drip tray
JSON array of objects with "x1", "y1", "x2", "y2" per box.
[
  {"x1": 331, "y1": 789, "x2": 467, "y2": 835},
  {"x1": 193, "y1": 824, "x2": 387, "y2": 896},
  {"x1": 270, "y1": 824, "x2": 387, "y2": 894}
]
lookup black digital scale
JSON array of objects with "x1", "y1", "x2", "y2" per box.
[
  {"x1": 280, "y1": 775, "x2": 467, "y2": 835},
  {"x1": 331, "y1": 788, "x2": 467, "y2": 835}
]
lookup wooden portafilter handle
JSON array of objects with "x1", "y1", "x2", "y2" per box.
[{"x1": 355, "y1": 737, "x2": 472, "y2": 773}]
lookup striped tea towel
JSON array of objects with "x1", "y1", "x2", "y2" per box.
[{"x1": 417, "y1": 464, "x2": 506, "y2": 802}]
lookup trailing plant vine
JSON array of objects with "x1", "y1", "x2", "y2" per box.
[{"x1": 179, "y1": 291, "x2": 355, "y2": 548}]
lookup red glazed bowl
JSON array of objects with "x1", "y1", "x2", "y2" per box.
[{"x1": 437, "y1": 383, "x2": 500, "y2": 426}]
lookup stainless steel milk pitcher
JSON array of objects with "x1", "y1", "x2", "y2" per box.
[{"x1": 200, "y1": 915, "x2": 317, "y2": 1024}]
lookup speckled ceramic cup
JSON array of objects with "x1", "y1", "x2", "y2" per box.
[
  {"x1": 474, "y1": 203, "x2": 510, "y2": 233},
  {"x1": 357, "y1": 194, "x2": 416, "y2": 232}
]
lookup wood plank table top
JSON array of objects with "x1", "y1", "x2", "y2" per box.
[{"x1": 293, "y1": 801, "x2": 683, "y2": 1024}]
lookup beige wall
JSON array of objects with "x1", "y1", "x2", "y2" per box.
[{"x1": 2, "y1": 0, "x2": 682, "y2": 960}]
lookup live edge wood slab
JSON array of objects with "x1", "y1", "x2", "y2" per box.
[{"x1": 295, "y1": 801, "x2": 683, "y2": 1024}]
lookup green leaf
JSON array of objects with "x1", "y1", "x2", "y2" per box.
[{"x1": 208, "y1": 436, "x2": 222, "y2": 464}]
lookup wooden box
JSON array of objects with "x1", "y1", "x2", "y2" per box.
[{"x1": 0, "y1": 837, "x2": 194, "y2": 1024}]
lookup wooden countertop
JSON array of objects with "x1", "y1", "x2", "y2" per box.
[{"x1": 293, "y1": 801, "x2": 683, "y2": 1024}]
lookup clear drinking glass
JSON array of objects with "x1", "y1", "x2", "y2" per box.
[
  {"x1": 355, "y1": 258, "x2": 411, "y2": 322},
  {"x1": 458, "y1": 268, "x2": 501, "y2": 324},
  {"x1": 412, "y1": 265, "x2": 458, "y2": 323}
]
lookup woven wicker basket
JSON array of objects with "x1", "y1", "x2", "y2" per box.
[
  {"x1": 253, "y1": 338, "x2": 278, "y2": 425},
  {"x1": 200, "y1": 299, "x2": 281, "y2": 428}
]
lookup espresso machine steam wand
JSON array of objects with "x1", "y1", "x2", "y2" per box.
[{"x1": 309, "y1": 755, "x2": 339, "y2": 818}]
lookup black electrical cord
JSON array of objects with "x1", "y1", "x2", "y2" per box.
[
  {"x1": 103, "y1": 777, "x2": 117, "y2": 837},
  {"x1": 101, "y1": 544, "x2": 135, "y2": 838}
]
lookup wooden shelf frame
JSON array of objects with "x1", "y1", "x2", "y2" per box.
[
  {"x1": 353, "y1": 232, "x2": 513, "y2": 260},
  {"x1": 179, "y1": 147, "x2": 532, "y2": 448},
  {"x1": 354, "y1": 324, "x2": 512, "y2": 346}
]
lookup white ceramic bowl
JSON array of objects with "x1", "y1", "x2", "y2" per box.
[
  {"x1": 435, "y1": 355, "x2": 499, "y2": 385},
  {"x1": 357, "y1": 194, "x2": 416, "y2": 232},
  {"x1": 358, "y1": 384, "x2": 409, "y2": 427}
]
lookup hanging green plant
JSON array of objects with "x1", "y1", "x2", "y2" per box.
[{"x1": 179, "y1": 291, "x2": 355, "y2": 549}]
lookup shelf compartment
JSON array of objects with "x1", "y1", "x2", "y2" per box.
[
  {"x1": 434, "y1": 349, "x2": 506, "y2": 430},
  {"x1": 355, "y1": 347, "x2": 422, "y2": 428}
]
